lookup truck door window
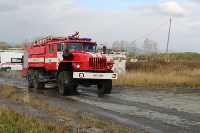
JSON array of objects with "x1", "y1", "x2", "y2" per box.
[
  {"x1": 57, "y1": 43, "x2": 64, "y2": 51},
  {"x1": 49, "y1": 45, "x2": 54, "y2": 53}
]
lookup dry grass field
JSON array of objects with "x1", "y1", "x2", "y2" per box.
[
  {"x1": 114, "y1": 57, "x2": 200, "y2": 87},
  {"x1": 113, "y1": 69, "x2": 200, "y2": 87}
]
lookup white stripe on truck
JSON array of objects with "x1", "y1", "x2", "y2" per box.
[{"x1": 28, "y1": 58, "x2": 44, "y2": 62}]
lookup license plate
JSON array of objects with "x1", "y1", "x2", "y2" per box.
[{"x1": 93, "y1": 74, "x2": 104, "y2": 78}]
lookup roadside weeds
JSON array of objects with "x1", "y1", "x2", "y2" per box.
[{"x1": 0, "y1": 106, "x2": 65, "y2": 133}]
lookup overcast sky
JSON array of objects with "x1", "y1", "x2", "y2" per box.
[{"x1": 0, "y1": 0, "x2": 200, "y2": 52}]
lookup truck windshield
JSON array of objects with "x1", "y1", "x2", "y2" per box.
[
  {"x1": 66, "y1": 43, "x2": 82, "y2": 51},
  {"x1": 66, "y1": 43, "x2": 96, "y2": 52},
  {"x1": 83, "y1": 43, "x2": 96, "y2": 52}
]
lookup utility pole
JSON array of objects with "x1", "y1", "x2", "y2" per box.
[{"x1": 166, "y1": 18, "x2": 172, "y2": 62}]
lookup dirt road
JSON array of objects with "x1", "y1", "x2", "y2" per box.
[{"x1": 0, "y1": 76, "x2": 200, "y2": 133}]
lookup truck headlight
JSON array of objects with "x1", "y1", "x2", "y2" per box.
[
  {"x1": 107, "y1": 64, "x2": 113, "y2": 70},
  {"x1": 76, "y1": 64, "x2": 80, "y2": 69}
]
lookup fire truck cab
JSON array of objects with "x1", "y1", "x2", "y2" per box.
[{"x1": 22, "y1": 32, "x2": 118, "y2": 95}]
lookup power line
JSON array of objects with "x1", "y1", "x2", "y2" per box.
[
  {"x1": 172, "y1": 20, "x2": 200, "y2": 32},
  {"x1": 132, "y1": 21, "x2": 168, "y2": 43}
]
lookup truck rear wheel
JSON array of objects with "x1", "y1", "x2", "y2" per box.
[
  {"x1": 58, "y1": 71, "x2": 77, "y2": 95},
  {"x1": 33, "y1": 70, "x2": 45, "y2": 90},
  {"x1": 27, "y1": 69, "x2": 34, "y2": 90},
  {"x1": 97, "y1": 79, "x2": 112, "y2": 95}
]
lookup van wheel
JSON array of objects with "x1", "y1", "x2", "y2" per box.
[
  {"x1": 58, "y1": 71, "x2": 76, "y2": 95},
  {"x1": 97, "y1": 79, "x2": 112, "y2": 95},
  {"x1": 6, "y1": 68, "x2": 11, "y2": 71},
  {"x1": 33, "y1": 70, "x2": 45, "y2": 90}
]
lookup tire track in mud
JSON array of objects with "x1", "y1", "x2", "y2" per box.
[
  {"x1": 37, "y1": 89, "x2": 185, "y2": 133},
  {"x1": 1, "y1": 77, "x2": 200, "y2": 133},
  {"x1": 0, "y1": 78, "x2": 163, "y2": 133},
  {"x1": 66, "y1": 91, "x2": 200, "y2": 132},
  {"x1": 76, "y1": 92, "x2": 200, "y2": 126}
]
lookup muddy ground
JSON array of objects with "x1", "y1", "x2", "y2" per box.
[{"x1": 0, "y1": 76, "x2": 200, "y2": 133}]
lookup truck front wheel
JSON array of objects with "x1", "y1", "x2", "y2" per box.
[
  {"x1": 97, "y1": 79, "x2": 112, "y2": 95},
  {"x1": 33, "y1": 70, "x2": 45, "y2": 90},
  {"x1": 58, "y1": 71, "x2": 77, "y2": 95}
]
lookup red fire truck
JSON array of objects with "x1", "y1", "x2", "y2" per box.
[{"x1": 22, "y1": 32, "x2": 118, "y2": 95}]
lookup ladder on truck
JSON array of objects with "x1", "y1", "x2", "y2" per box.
[
  {"x1": 24, "y1": 36, "x2": 68, "y2": 48},
  {"x1": 24, "y1": 32, "x2": 82, "y2": 48}
]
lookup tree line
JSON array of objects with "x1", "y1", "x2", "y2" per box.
[
  {"x1": 111, "y1": 38, "x2": 158, "y2": 60},
  {"x1": 0, "y1": 42, "x2": 23, "y2": 50}
]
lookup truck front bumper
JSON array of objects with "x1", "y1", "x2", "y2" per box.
[{"x1": 73, "y1": 72, "x2": 118, "y2": 79}]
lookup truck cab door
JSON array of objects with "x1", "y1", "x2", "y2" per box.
[{"x1": 45, "y1": 44, "x2": 57, "y2": 70}]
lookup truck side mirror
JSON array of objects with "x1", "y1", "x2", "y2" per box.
[
  {"x1": 103, "y1": 46, "x2": 106, "y2": 54},
  {"x1": 63, "y1": 49, "x2": 74, "y2": 60}
]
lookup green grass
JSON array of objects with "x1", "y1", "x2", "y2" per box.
[
  {"x1": 131, "y1": 52, "x2": 200, "y2": 62},
  {"x1": 0, "y1": 106, "x2": 64, "y2": 133}
]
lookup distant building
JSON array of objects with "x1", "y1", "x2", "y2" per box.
[{"x1": 106, "y1": 51, "x2": 126, "y2": 73}]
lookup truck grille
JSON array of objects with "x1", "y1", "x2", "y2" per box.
[{"x1": 89, "y1": 58, "x2": 106, "y2": 69}]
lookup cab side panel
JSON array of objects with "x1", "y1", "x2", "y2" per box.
[{"x1": 45, "y1": 44, "x2": 57, "y2": 71}]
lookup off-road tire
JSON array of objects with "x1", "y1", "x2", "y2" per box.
[
  {"x1": 27, "y1": 69, "x2": 34, "y2": 90},
  {"x1": 97, "y1": 79, "x2": 112, "y2": 95},
  {"x1": 33, "y1": 70, "x2": 45, "y2": 90},
  {"x1": 103, "y1": 79, "x2": 112, "y2": 94},
  {"x1": 58, "y1": 71, "x2": 76, "y2": 95},
  {"x1": 73, "y1": 85, "x2": 79, "y2": 94}
]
